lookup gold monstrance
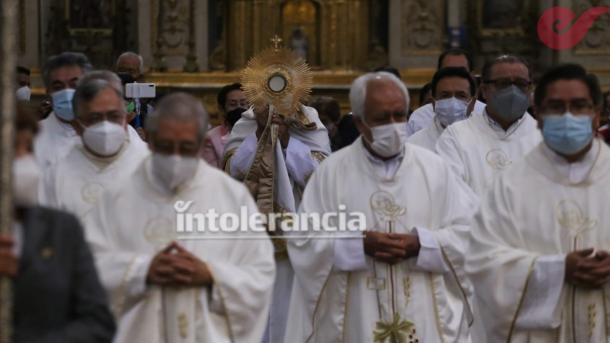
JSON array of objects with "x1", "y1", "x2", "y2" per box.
[{"x1": 240, "y1": 35, "x2": 313, "y2": 116}]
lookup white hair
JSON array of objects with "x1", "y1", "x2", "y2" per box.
[
  {"x1": 116, "y1": 51, "x2": 144, "y2": 74},
  {"x1": 349, "y1": 71, "x2": 410, "y2": 118}
]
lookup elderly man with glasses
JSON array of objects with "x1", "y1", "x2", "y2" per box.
[
  {"x1": 87, "y1": 92, "x2": 275, "y2": 343},
  {"x1": 436, "y1": 54, "x2": 542, "y2": 196}
]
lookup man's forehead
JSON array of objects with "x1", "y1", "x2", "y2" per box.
[
  {"x1": 118, "y1": 56, "x2": 140, "y2": 66},
  {"x1": 50, "y1": 65, "x2": 83, "y2": 81},
  {"x1": 545, "y1": 79, "x2": 591, "y2": 100},
  {"x1": 437, "y1": 77, "x2": 470, "y2": 91},
  {"x1": 226, "y1": 89, "x2": 245, "y2": 99},
  {"x1": 490, "y1": 62, "x2": 529, "y2": 79}
]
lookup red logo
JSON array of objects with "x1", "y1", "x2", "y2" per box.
[{"x1": 537, "y1": 6, "x2": 610, "y2": 50}]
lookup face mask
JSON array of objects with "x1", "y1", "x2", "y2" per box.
[
  {"x1": 487, "y1": 85, "x2": 529, "y2": 122},
  {"x1": 82, "y1": 121, "x2": 127, "y2": 156},
  {"x1": 434, "y1": 97, "x2": 469, "y2": 127},
  {"x1": 226, "y1": 107, "x2": 246, "y2": 128},
  {"x1": 13, "y1": 154, "x2": 41, "y2": 207},
  {"x1": 16, "y1": 86, "x2": 31, "y2": 101},
  {"x1": 542, "y1": 112, "x2": 593, "y2": 155},
  {"x1": 151, "y1": 153, "x2": 199, "y2": 192},
  {"x1": 364, "y1": 121, "x2": 406, "y2": 158},
  {"x1": 52, "y1": 88, "x2": 76, "y2": 121}
]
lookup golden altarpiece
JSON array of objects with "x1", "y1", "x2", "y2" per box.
[{"x1": 17, "y1": 0, "x2": 610, "y2": 124}]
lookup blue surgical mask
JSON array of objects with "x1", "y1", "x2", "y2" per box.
[
  {"x1": 542, "y1": 112, "x2": 593, "y2": 155},
  {"x1": 434, "y1": 97, "x2": 469, "y2": 127},
  {"x1": 52, "y1": 89, "x2": 76, "y2": 121}
]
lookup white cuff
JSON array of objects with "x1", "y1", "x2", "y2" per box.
[
  {"x1": 412, "y1": 227, "x2": 448, "y2": 274},
  {"x1": 229, "y1": 133, "x2": 258, "y2": 178},
  {"x1": 334, "y1": 237, "x2": 367, "y2": 271},
  {"x1": 285, "y1": 137, "x2": 316, "y2": 187},
  {"x1": 515, "y1": 254, "x2": 565, "y2": 330},
  {"x1": 128, "y1": 255, "x2": 154, "y2": 298}
]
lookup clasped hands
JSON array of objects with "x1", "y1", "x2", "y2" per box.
[
  {"x1": 566, "y1": 248, "x2": 610, "y2": 289},
  {"x1": 254, "y1": 105, "x2": 290, "y2": 149},
  {"x1": 363, "y1": 231, "x2": 421, "y2": 265},
  {"x1": 146, "y1": 241, "x2": 213, "y2": 287}
]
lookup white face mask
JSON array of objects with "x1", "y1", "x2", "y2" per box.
[
  {"x1": 151, "y1": 153, "x2": 199, "y2": 192},
  {"x1": 16, "y1": 86, "x2": 31, "y2": 101},
  {"x1": 434, "y1": 97, "x2": 469, "y2": 127},
  {"x1": 364, "y1": 121, "x2": 407, "y2": 158},
  {"x1": 82, "y1": 121, "x2": 127, "y2": 157},
  {"x1": 13, "y1": 154, "x2": 41, "y2": 207}
]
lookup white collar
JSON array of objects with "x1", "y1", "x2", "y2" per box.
[
  {"x1": 540, "y1": 139, "x2": 600, "y2": 184},
  {"x1": 361, "y1": 139, "x2": 405, "y2": 181},
  {"x1": 483, "y1": 109, "x2": 527, "y2": 138}
]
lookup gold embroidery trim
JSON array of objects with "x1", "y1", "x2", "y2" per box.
[
  {"x1": 305, "y1": 272, "x2": 333, "y2": 343},
  {"x1": 428, "y1": 273, "x2": 446, "y2": 343},
  {"x1": 506, "y1": 257, "x2": 537, "y2": 342}
]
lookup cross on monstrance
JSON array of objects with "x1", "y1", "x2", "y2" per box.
[{"x1": 271, "y1": 34, "x2": 283, "y2": 50}]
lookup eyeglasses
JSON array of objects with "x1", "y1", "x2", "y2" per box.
[
  {"x1": 484, "y1": 78, "x2": 532, "y2": 91},
  {"x1": 539, "y1": 99, "x2": 595, "y2": 115},
  {"x1": 79, "y1": 110, "x2": 126, "y2": 127},
  {"x1": 150, "y1": 137, "x2": 201, "y2": 156}
]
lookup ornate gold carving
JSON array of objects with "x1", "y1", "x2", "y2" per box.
[
  {"x1": 401, "y1": 0, "x2": 444, "y2": 55},
  {"x1": 573, "y1": 0, "x2": 610, "y2": 54}
]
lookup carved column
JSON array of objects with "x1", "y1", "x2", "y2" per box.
[
  {"x1": 389, "y1": 0, "x2": 446, "y2": 71},
  {"x1": 144, "y1": 0, "x2": 208, "y2": 72}
]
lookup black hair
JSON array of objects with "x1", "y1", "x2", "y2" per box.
[
  {"x1": 534, "y1": 63, "x2": 602, "y2": 108},
  {"x1": 419, "y1": 82, "x2": 433, "y2": 105},
  {"x1": 16, "y1": 66, "x2": 30, "y2": 76},
  {"x1": 481, "y1": 54, "x2": 531, "y2": 82},
  {"x1": 309, "y1": 96, "x2": 341, "y2": 123},
  {"x1": 373, "y1": 66, "x2": 401, "y2": 79},
  {"x1": 430, "y1": 67, "x2": 477, "y2": 97},
  {"x1": 42, "y1": 52, "x2": 93, "y2": 87},
  {"x1": 437, "y1": 48, "x2": 474, "y2": 71},
  {"x1": 217, "y1": 83, "x2": 243, "y2": 109}
]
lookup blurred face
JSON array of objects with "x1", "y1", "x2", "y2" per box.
[
  {"x1": 116, "y1": 56, "x2": 142, "y2": 80},
  {"x1": 433, "y1": 77, "x2": 472, "y2": 104},
  {"x1": 603, "y1": 93, "x2": 610, "y2": 119},
  {"x1": 536, "y1": 79, "x2": 599, "y2": 130},
  {"x1": 481, "y1": 62, "x2": 531, "y2": 101},
  {"x1": 149, "y1": 119, "x2": 201, "y2": 157},
  {"x1": 17, "y1": 73, "x2": 30, "y2": 87},
  {"x1": 224, "y1": 89, "x2": 248, "y2": 113},
  {"x1": 75, "y1": 88, "x2": 127, "y2": 135},
  {"x1": 47, "y1": 65, "x2": 84, "y2": 94},
  {"x1": 441, "y1": 55, "x2": 470, "y2": 71},
  {"x1": 355, "y1": 79, "x2": 407, "y2": 143}
]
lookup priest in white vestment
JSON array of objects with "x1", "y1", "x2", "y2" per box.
[
  {"x1": 436, "y1": 55, "x2": 541, "y2": 196},
  {"x1": 467, "y1": 64, "x2": 610, "y2": 342},
  {"x1": 35, "y1": 52, "x2": 92, "y2": 169},
  {"x1": 286, "y1": 72, "x2": 478, "y2": 343},
  {"x1": 407, "y1": 67, "x2": 477, "y2": 151},
  {"x1": 406, "y1": 48, "x2": 486, "y2": 137},
  {"x1": 88, "y1": 93, "x2": 275, "y2": 343},
  {"x1": 224, "y1": 104, "x2": 330, "y2": 343},
  {"x1": 40, "y1": 71, "x2": 149, "y2": 224}
]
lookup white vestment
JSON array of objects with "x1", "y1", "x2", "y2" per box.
[
  {"x1": 407, "y1": 117, "x2": 444, "y2": 152},
  {"x1": 225, "y1": 105, "x2": 330, "y2": 343},
  {"x1": 34, "y1": 112, "x2": 80, "y2": 169},
  {"x1": 286, "y1": 138, "x2": 478, "y2": 343},
  {"x1": 406, "y1": 100, "x2": 486, "y2": 137},
  {"x1": 34, "y1": 112, "x2": 145, "y2": 169},
  {"x1": 88, "y1": 158, "x2": 275, "y2": 343},
  {"x1": 39, "y1": 132, "x2": 149, "y2": 224},
  {"x1": 467, "y1": 139, "x2": 610, "y2": 342},
  {"x1": 436, "y1": 110, "x2": 542, "y2": 196}
]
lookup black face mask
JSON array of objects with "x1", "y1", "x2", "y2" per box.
[{"x1": 226, "y1": 108, "x2": 247, "y2": 128}]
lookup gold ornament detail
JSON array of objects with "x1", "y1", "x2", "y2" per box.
[{"x1": 240, "y1": 34, "x2": 313, "y2": 116}]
